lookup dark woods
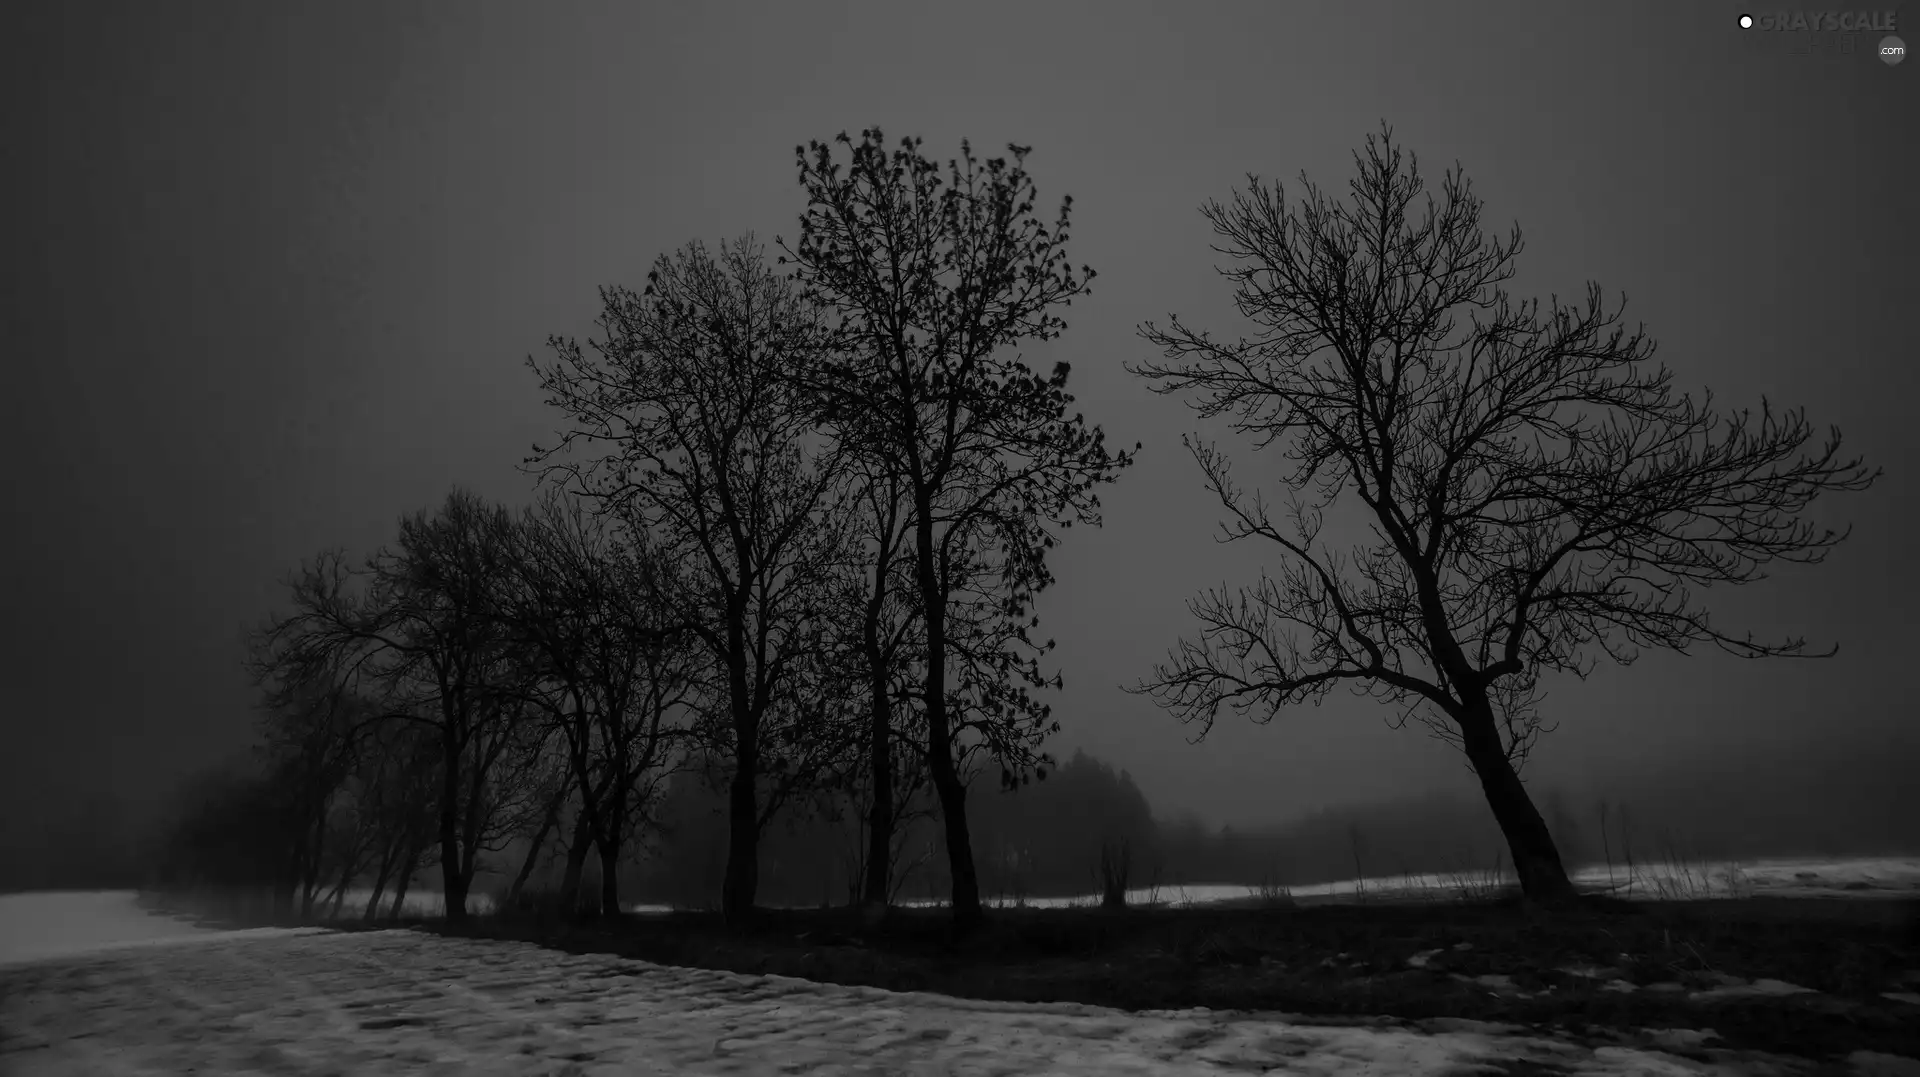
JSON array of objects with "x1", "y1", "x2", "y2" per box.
[{"x1": 146, "y1": 124, "x2": 1875, "y2": 926}]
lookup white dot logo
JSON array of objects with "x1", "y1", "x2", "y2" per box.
[
  {"x1": 1881, "y1": 35, "x2": 1907, "y2": 65},
  {"x1": 1739, "y1": 13, "x2": 1754, "y2": 28}
]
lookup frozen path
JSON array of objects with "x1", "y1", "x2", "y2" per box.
[{"x1": 0, "y1": 918, "x2": 1843, "y2": 1077}]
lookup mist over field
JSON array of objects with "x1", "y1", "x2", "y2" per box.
[
  {"x1": 5, "y1": 5, "x2": 1916, "y2": 1074},
  {"x1": 3, "y1": 0, "x2": 1910, "y2": 922}
]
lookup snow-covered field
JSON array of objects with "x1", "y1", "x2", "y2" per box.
[
  {"x1": 0, "y1": 893, "x2": 1866, "y2": 1077},
  {"x1": 2, "y1": 859, "x2": 1917, "y2": 1076},
  {"x1": 260, "y1": 856, "x2": 1920, "y2": 924},
  {"x1": 929, "y1": 855, "x2": 1920, "y2": 912}
]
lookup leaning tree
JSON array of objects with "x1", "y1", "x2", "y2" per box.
[{"x1": 1128, "y1": 124, "x2": 1878, "y2": 903}]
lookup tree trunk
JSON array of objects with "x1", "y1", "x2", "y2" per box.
[
  {"x1": 861, "y1": 618, "x2": 894, "y2": 912},
  {"x1": 720, "y1": 602, "x2": 762, "y2": 925},
  {"x1": 914, "y1": 508, "x2": 983, "y2": 931},
  {"x1": 323, "y1": 841, "x2": 363, "y2": 920},
  {"x1": 596, "y1": 777, "x2": 628, "y2": 918},
  {"x1": 1458, "y1": 696, "x2": 1577, "y2": 904},
  {"x1": 438, "y1": 724, "x2": 469, "y2": 926},
  {"x1": 364, "y1": 851, "x2": 393, "y2": 923},
  {"x1": 301, "y1": 863, "x2": 320, "y2": 921},
  {"x1": 508, "y1": 785, "x2": 567, "y2": 906},
  {"x1": 298, "y1": 812, "x2": 324, "y2": 921},
  {"x1": 559, "y1": 810, "x2": 593, "y2": 914},
  {"x1": 598, "y1": 840, "x2": 622, "y2": 918},
  {"x1": 389, "y1": 840, "x2": 421, "y2": 921},
  {"x1": 721, "y1": 739, "x2": 761, "y2": 924}
]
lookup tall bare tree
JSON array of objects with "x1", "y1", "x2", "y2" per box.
[
  {"x1": 824, "y1": 454, "x2": 927, "y2": 914},
  {"x1": 348, "y1": 713, "x2": 442, "y2": 921},
  {"x1": 497, "y1": 487, "x2": 700, "y2": 916},
  {"x1": 1128, "y1": 125, "x2": 1880, "y2": 903},
  {"x1": 782, "y1": 129, "x2": 1137, "y2": 928},
  {"x1": 245, "y1": 596, "x2": 376, "y2": 919},
  {"x1": 528, "y1": 236, "x2": 850, "y2": 922}
]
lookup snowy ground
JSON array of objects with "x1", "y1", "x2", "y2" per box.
[
  {"x1": 924, "y1": 855, "x2": 1920, "y2": 912},
  {"x1": 0, "y1": 896, "x2": 1890, "y2": 1077},
  {"x1": 299, "y1": 852, "x2": 1920, "y2": 909},
  {"x1": 297, "y1": 855, "x2": 1920, "y2": 922},
  {"x1": 3, "y1": 859, "x2": 1917, "y2": 1076}
]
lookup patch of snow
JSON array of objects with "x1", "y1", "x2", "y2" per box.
[
  {"x1": 1849, "y1": 1051, "x2": 1920, "y2": 1076},
  {"x1": 0, "y1": 897, "x2": 1812, "y2": 1077},
  {"x1": 1642, "y1": 1027, "x2": 1720, "y2": 1050},
  {"x1": 1582, "y1": 1046, "x2": 1730, "y2": 1075},
  {"x1": 1689, "y1": 978, "x2": 1816, "y2": 1001},
  {"x1": 872, "y1": 854, "x2": 1920, "y2": 912},
  {"x1": 1560, "y1": 964, "x2": 1624, "y2": 980},
  {"x1": 1450, "y1": 972, "x2": 1519, "y2": 992},
  {"x1": 0, "y1": 891, "x2": 325, "y2": 968}
]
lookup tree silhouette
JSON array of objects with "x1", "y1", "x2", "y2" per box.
[
  {"x1": 781, "y1": 129, "x2": 1138, "y2": 928},
  {"x1": 1128, "y1": 124, "x2": 1879, "y2": 903},
  {"x1": 818, "y1": 453, "x2": 926, "y2": 914},
  {"x1": 251, "y1": 490, "x2": 532, "y2": 925},
  {"x1": 495, "y1": 487, "x2": 700, "y2": 916},
  {"x1": 527, "y1": 236, "x2": 851, "y2": 923}
]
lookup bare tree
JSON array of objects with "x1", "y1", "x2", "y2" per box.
[
  {"x1": 824, "y1": 454, "x2": 927, "y2": 914},
  {"x1": 497, "y1": 487, "x2": 701, "y2": 916},
  {"x1": 502, "y1": 735, "x2": 575, "y2": 909},
  {"x1": 255, "y1": 490, "x2": 534, "y2": 925},
  {"x1": 351, "y1": 714, "x2": 442, "y2": 921},
  {"x1": 1128, "y1": 124, "x2": 1880, "y2": 903},
  {"x1": 527, "y1": 236, "x2": 851, "y2": 923},
  {"x1": 244, "y1": 622, "x2": 373, "y2": 920},
  {"x1": 781, "y1": 128, "x2": 1137, "y2": 928}
]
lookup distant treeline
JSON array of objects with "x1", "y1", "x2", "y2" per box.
[
  {"x1": 7, "y1": 730, "x2": 1914, "y2": 901},
  {"x1": 513, "y1": 737, "x2": 1920, "y2": 910}
]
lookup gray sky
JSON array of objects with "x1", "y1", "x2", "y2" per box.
[{"x1": 6, "y1": 1, "x2": 1913, "y2": 857}]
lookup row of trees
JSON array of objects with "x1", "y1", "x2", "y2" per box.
[
  {"x1": 582, "y1": 732, "x2": 1920, "y2": 914},
  {"x1": 157, "y1": 121, "x2": 1874, "y2": 921},
  {"x1": 159, "y1": 128, "x2": 1135, "y2": 929},
  {"x1": 632, "y1": 746, "x2": 1157, "y2": 909}
]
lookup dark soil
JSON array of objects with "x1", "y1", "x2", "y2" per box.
[{"x1": 416, "y1": 894, "x2": 1920, "y2": 1065}]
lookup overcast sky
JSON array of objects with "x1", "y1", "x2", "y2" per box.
[{"x1": 6, "y1": 1, "x2": 1913, "y2": 862}]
